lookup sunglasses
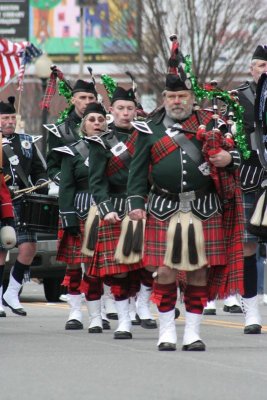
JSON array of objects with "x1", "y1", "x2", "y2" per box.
[{"x1": 87, "y1": 116, "x2": 106, "y2": 123}]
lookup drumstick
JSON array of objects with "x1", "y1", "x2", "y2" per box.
[
  {"x1": 4, "y1": 174, "x2": 11, "y2": 182},
  {"x1": 13, "y1": 179, "x2": 52, "y2": 195}
]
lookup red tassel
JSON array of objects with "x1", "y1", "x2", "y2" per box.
[
  {"x1": 111, "y1": 285, "x2": 122, "y2": 297},
  {"x1": 78, "y1": 279, "x2": 89, "y2": 294},
  {"x1": 61, "y1": 276, "x2": 71, "y2": 287},
  {"x1": 150, "y1": 292, "x2": 163, "y2": 306}
]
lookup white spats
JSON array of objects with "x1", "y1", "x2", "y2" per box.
[
  {"x1": 157, "y1": 309, "x2": 177, "y2": 346},
  {"x1": 182, "y1": 311, "x2": 202, "y2": 346}
]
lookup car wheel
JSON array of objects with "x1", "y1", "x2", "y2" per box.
[{"x1": 43, "y1": 277, "x2": 62, "y2": 302}]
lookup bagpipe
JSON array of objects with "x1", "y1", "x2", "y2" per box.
[{"x1": 247, "y1": 72, "x2": 267, "y2": 239}]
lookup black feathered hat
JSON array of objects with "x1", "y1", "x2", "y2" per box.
[
  {"x1": 252, "y1": 45, "x2": 267, "y2": 61},
  {"x1": 165, "y1": 73, "x2": 192, "y2": 92},
  {"x1": 0, "y1": 96, "x2": 16, "y2": 114},
  {"x1": 72, "y1": 79, "x2": 97, "y2": 97},
  {"x1": 110, "y1": 86, "x2": 137, "y2": 105},
  {"x1": 83, "y1": 102, "x2": 106, "y2": 118},
  {"x1": 165, "y1": 34, "x2": 192, "y2": 92}
]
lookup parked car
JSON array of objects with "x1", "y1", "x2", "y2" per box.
[
  {"x1": 3, "y1": 183, "x2": 66, "y2": 302},
  {"x1": 3, "y1": 232, "x2": 66, "y2": 302}
]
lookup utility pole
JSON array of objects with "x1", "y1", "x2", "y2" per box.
[
  {"x1": 79, "y1": 5, "x2": 84, "y2": 78},
  {"x1": 76, "y1": 0, "x2": 98, "y2": 78}
]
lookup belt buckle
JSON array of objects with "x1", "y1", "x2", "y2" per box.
[{"x1": 178, "y1": 191, "x2": 195, "y2": 212}]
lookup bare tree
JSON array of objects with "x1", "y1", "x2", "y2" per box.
[{"x1": 126, "y1": 0, "x2": 267, "y2": 97}]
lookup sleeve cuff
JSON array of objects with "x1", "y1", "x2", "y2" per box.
[
  {"x1": 59, "y1": 211, "x2": 79, "y2": 228},
  {"x1": 226, "y1": 150, "x2": 241, "y2": 171},
  {"x1": 126, "y1": 195, "x2": 146, "y2": 212},
  {"x1": 98, "y1": 200, "x2": 115, "y2": 219}
]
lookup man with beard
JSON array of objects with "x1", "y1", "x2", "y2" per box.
[
  {"x1": 126, "y1": 73, "x2": 244, "y2": 351},
  {"x1": 0, "y1": 97, "x2": 49, "y2": 316}
]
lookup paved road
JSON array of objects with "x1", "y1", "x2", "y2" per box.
[{"x1": 1, "y1": 282, "x2": 267, "y2": 400}]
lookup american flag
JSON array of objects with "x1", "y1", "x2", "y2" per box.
[
  {"x1": 0, "y1": 38, "x2": 29, "y2": 88},
  {"x1": 0, "y1": 38, "x2": 42, "y2": 90},
  {"x1": 17, "y1": 43, "x2": 43, "y2": 91}
]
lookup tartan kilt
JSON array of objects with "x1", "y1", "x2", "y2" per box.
[
  {"x1": 143, "y1": 212, "x2": 235, "y2": 300},
  {"x1": 88, "y1": 219, "x2": 143, "y2": 277},
  {"x1": 143, "y1": 212, "x2": 227, "y2": 268},
  {"x1": 56, "y1": 218, "x2": 92, "y2": 264}
]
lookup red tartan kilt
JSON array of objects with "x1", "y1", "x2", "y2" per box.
[
  {"x1": 57, "y1": 218, "x2": 92, "y2": 265},
  {"x1": 143, "y1": 212, "x2": 227, "y2": 268},
  {"x1": 88, "y1": 219, "x2": 143, "y2": 277}
]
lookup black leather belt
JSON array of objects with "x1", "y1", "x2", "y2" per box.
[{"x1": 151, "y1": 183, "x2": 213, "y2": 201}]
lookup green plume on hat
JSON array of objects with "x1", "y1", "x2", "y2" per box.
[{"x1": 101, "y1": 74, "x2": 117, "y2": 99}]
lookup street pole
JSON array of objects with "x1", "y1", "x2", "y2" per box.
[
  {"x1": 79, "y1": 6, "x2": 84, "y2": 78},
  {"x1": 41, "y1": 77, "x2": 48, "y2": 157}
]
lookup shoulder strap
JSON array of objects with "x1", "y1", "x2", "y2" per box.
[
  {"x1": 58, "y1": 122, "x2": 77, "y2": 144},
  {"x1": 105, "y1": 132, "x2": 131, "y2": 163},
  {"x1": 172, "y1": 133, "x2": 202, "y2": 164},
  {"x1": 3, "y1": 144, "x2": 30, "y2": 187},
  {"x1": 74, "y1": 140, "x2": 89, "y2": 160},
  {"x1": 240, "y1": 86, "x2": 255, "y2": 106}
]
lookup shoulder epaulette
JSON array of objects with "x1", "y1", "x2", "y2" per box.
[
  {"x1": 236, "y1": 81, "x2": 250, "y2": 91},
  {"x1": 16, "y1": 132, "x2": 42, "y2": 143},
  {"x1": 52, "y1": 146, "x2": 75, "y2": 156},
  {"x1": 43, "y1": 123, "x2": 61, "y2": 138},
  {"x1": 84, "y1": 135, "x2": 106, "y2": 149},
  {"x1": 131, "y1": 121, "x2": 153, "y2": 134}
]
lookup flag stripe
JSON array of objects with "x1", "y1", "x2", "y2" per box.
[{"x1": 0, "y1": 38, "x2": 28, "y2": 87}]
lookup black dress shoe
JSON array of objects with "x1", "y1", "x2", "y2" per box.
[
  {"x1": 2, "y1": 299, "x2": 27, "y2": 316},
  {"x1": 88, "y1": 326, "x2": 103, "y2": 333},
  {"x1": 223, "y1": 305, "x2": 242, "y2": 313},
  {"x1": 175, "y1": 308, "x2": 180, "y2": 319},
  {"x1": 131, "y1": 318, "x2": 141, "y2": 326},
  {"x1": 140, "y1": 319, "x2": 158, "y2": 329},
  {"x1": 102, "y1": 319, "x2": 111, "y2": 330},
  {"x1": 182, "y1": 340, "x2": 206, "y2": 351},
  {"x1": 114, "y1": 331, "x2": 132, "y2": 339},
  {"x1": 0, "y1": 310, "x2": 6, "y2": 317},
  {"x1": 106, "y1": 313, "x2": 118, "y2": 320},
  {"x1": 65, "y1": 319, "x2": 83, "y2": 330},
  {"x1": 203, "y1": 308, "x2": 216, "y2": 316},
  {"x1": 244, "y1": 324, "x2": 262, "y2": 334},
  {"x1": 135, "y1": 313, "x2": 157, "y2": 329},
  {"x1": 158, "y1": 342, "x2": 176, "y2": 351}
]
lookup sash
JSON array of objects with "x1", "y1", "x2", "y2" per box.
[
  {"x1": 151, "y1": 110, "x2": 212, "y2": 165},
  {"x1": 106, "y1": 130, "x2": 138, "y2": 177}
]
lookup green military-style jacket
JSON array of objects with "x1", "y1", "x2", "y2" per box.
[
  {"x1": 127, "y1": 109, "x2": 241, "y2": 221},
  {"x1": 46, "y1": 110, "x2": 81, "y2": 184},
  {"x1": 88, "y1": 125, "x2": 136, "y2": 219},
  {"x1": 53, "y1": 139, "x2": 90, "y2": 228}
]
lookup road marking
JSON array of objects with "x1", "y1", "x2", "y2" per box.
[{"x1": 22, "y1": 302, "x2": 267, "y2": 332}]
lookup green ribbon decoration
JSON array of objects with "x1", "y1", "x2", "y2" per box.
[
  {"x1": 101, "y1": 74, "x2": 117, "y2": 99},
  {"x1": 184, "y1": 55, "x2": 250, "y2": 159}
]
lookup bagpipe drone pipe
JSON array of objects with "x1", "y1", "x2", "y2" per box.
[{"x1": 248, "y1": 72, "x2": 267, "y2": 239}]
